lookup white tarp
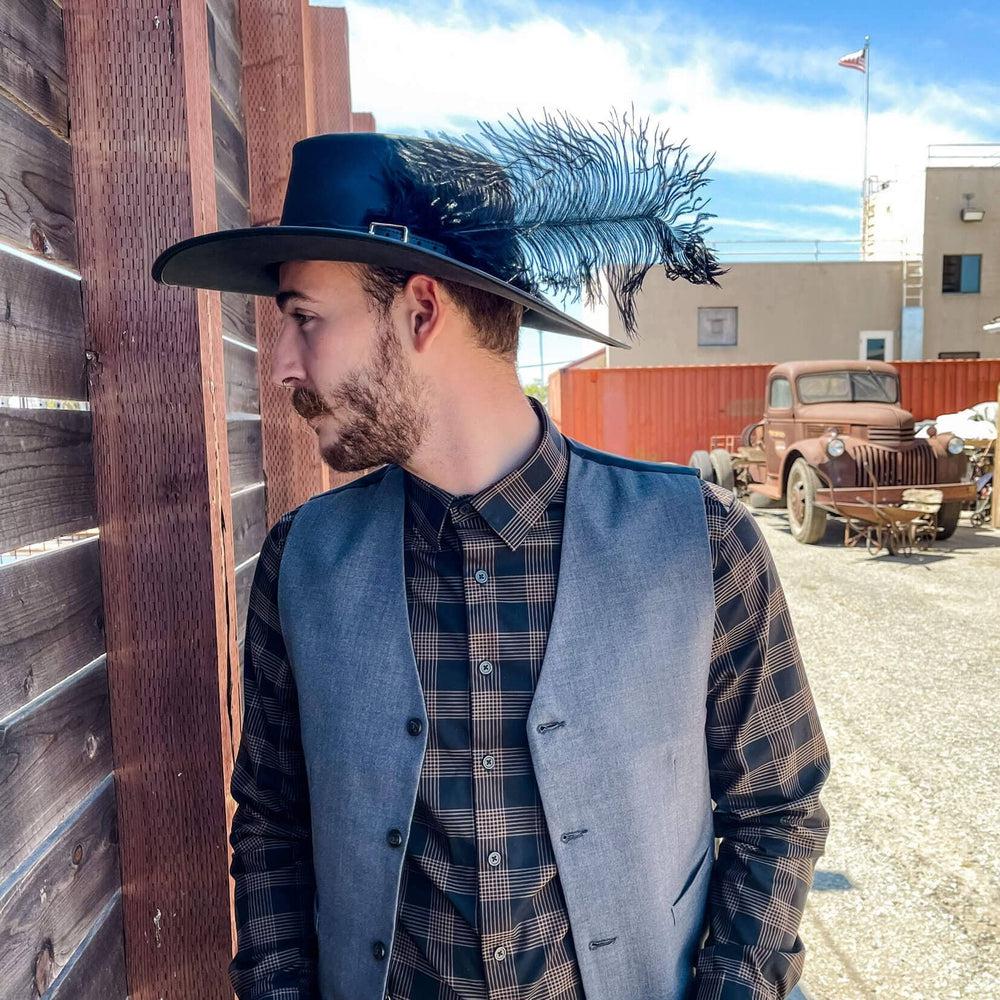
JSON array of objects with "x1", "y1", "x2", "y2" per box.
[{"x1": 915, "y1": 400, "x2": 997, "y2": 440}]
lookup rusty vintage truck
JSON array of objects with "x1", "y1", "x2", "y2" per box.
[{"x1": 690, "y1": 359, "x2": 976, "y2": 544}]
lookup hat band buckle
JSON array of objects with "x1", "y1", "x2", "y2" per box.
[{"x1": 368, "y1": 221, "x2": 449, "y2": 257}]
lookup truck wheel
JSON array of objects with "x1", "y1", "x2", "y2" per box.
[
  {"x1": 786, "y1": 458, "x2": 828, "y2": 544},
  {"x1": 689, "y1": 450, "x2": 715, "y2": 482},
  {"x1": 936, "y1": 501, "x2": 962, "y2": 540},
  {"x1": 709, "y1": 448, "x2": 736, "y2": 491}
]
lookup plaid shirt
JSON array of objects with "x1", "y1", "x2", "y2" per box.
[{"x1": 228, "y1": 396, "x2": 830, "y2": 1000}]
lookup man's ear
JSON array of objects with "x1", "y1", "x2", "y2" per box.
[{"x1": 404, "y1": 273, "x2": 446, "y2": 351}]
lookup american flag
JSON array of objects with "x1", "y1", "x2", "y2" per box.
[{"x1": 838, "y1": 47, "x2": 867, "y2": 73}]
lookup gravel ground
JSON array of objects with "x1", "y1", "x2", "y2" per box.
[{"x1": 747, "y1": 503, "x2": 1000, "y2": 1000}]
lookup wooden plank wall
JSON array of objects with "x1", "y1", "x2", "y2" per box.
[
  {"x1": 0, "y1": 0, "x2": 127, "y2": 993},
  {"x1": 207, "y1": 0, "x2": 267, "y2": 658},
  {"x1": 3, "y1": 0, "x2": 376, "y2": 995}
]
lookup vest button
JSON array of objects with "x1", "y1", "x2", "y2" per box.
[
  {"x1": 372, "y1": 940, "x2": 387, "y2": 960},
  {"x1": 386, "y1": 828, "x2": 403, "y2": 848},
  {"x1": 406, "y1": 718, "x2": 423, "y2": 736}
]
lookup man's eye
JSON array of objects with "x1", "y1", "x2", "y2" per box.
[{"x1": 292, "y1": 312, "x2": 314, "y2": 327}]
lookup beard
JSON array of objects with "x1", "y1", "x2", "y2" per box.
[{"x1": 291, "y1": 315, "x2": 429, "y2": 473}]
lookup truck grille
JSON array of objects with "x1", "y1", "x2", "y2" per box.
[
  {"x1": 853, "y1": 443, "x2": 936, "y2": 486},
  {"x1": 868, "y1": 426, "x2": 915, "y2": 444}
]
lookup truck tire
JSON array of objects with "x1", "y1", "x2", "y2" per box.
[
  {"x1": 709, "y1": 448, "x2": 736, "y2": 491},
  {"x1": 786, "y1": 458, "x2": 828, "y2": 544},
  {"x1": 936, "y1": 501, "x2": 962, "y2": 540},
  {"x1": 689, "y1": 450, "x2": 715, "y2": 482}
]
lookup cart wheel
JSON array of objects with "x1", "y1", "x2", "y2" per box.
[
  {"x1": 748, "y1": 490, "x2": 781, "y2": 509},
  {"x1": 689, "y1": 450, "x2": 716, "y2": 483},
  {"x1": 935, "y1": 502, "x2": 962, "y2": 540},
  {"x1": 886, "y1": 529, "x2": 899, "y2": 556},
  {"x1": 865, "y1": 527, "x2": 883, "y2": 555},
  {"x1": 786, "y1": 458, "x2": 828, "y2": 544},
  {"x1": 709, "y1": 448, "x2": 736, "y2": 492},
  {"x1": 739, "y1": 421, "x2": 764, "y2": 448}
]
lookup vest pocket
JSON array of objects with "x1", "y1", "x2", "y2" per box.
[{"x1": 669, "y1": 840, "x2": 714, "y2": 922}]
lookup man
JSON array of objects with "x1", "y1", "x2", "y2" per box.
[{"x1": 152, "y1": 113, "x2": 831, "y2": 1000}]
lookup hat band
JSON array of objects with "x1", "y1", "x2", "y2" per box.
[{"x1": 368, "y1": 221, "x2": 448, "y2": 257}]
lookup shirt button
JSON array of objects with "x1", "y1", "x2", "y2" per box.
[
  {"x1": 386, "y1": 828, "x2": 403, "y2": 848},
  {"x1": 406, "y1": 718, "x2": 423, "y2": 736},
  {"x1": 488, "y1": 851, "x2": 502, "y2": 867},
  {"x1": 372, "y1": 940, "x2": 387, "y2": 960},
  {"x1": 494, "y1": 945, "x2": 508, "y2": 961},
  {"x1": 478, "y1": 660, "x2": 494, "y2": 675},
  {"x1": 474, "y1": 568, "x2": 489, "y2": 584},
  {"x1": 460, "y1": 502, "x2": 474, "y2": 515},
  {"x1": 482, "y1": 754, "x2": 496, "y2": 770}
]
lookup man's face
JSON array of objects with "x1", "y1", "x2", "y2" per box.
[{"x1": 271, "y1": 259, "x2": 429, "y2": 472}]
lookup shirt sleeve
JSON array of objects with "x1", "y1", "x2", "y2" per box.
[
  {"x1": 228, "y1": 506, "x2": 320, "y2": 1000},
  {"x1": 693, "y1": 481, "x2": 832, "y2": 1000}
]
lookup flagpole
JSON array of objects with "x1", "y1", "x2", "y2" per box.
[{"x1": 862, "y1": 35, "x2": 871, "y2": 204}]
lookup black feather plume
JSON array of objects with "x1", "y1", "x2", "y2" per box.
[{"x1": 377, "y1": 107, "x2": 725, "y2": 340}]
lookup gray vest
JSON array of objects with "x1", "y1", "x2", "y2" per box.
[{"x1": 278, "y1": 438, "x2": 716, "y2": 1000}]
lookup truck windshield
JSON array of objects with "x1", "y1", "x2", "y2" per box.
[{"x1": 797, "y1": 371, "x2": 899, "y2": 404}]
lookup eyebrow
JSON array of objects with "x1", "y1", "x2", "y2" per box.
[{"x1": 275, "y1": 289, "x2": 320, "y2": 312}]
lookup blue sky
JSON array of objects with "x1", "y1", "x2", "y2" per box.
[{"x1": 337, "y1": 0, "x2": 1000, "y2": 379}]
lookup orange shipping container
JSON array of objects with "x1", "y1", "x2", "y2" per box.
[{"x1": 549, "y1": 359, "x2": 1000, "y2": 465}]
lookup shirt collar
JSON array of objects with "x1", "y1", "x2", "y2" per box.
[{"x1": 405, "y1": 394, "x2": 568, "y2": 552}]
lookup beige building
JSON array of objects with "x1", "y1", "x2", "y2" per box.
[
  {"x1": 603, "y1": 145, "x2": 1000, "y2": 366},
  {"x1": 921, "y1": 162, "x2": 1000, "y2": 358},
  {"x1": 607, "y1": 261, "x2": 903, "y2": 366}
]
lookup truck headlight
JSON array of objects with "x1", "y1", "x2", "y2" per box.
[
  {"x1": 947, "y1": 436, "x2": 965, "y2": 455},
  {"x1": 826, "y1": 436, "x2": 846, "y2": 458}
]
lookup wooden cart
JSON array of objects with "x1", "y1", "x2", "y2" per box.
[{"x1": 814, "y1": 464, "x2": 944, "y2": 556}]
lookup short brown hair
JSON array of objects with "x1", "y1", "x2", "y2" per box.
[{"x1": 356, "y1": 264, "x2": 523, "y2": 363}]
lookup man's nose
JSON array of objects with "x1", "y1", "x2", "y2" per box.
[{"x1": 270, "y1": 323, "x2": 305, "y2": 389}]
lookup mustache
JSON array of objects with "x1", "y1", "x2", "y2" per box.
[{"x1": 291, "y1": 387, "x2": 331, "y2": 420}]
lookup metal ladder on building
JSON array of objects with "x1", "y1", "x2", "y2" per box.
[
  {"x1": 861, "y1": 193, "x2": 877, "y2": 257},
  {"x1": 902, "y1": 255, "x2": 923, "y2": 308}
]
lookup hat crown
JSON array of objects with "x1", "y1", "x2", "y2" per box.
[
  {"x1": 280, "y1": 133, "x2": 397, "y2": 230},
  {"x1": 279, "y1": 132, "x2": 523, "y2": 285}
]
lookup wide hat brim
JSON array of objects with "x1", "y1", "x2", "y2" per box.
[{"x1": 150, "y1": 225, "x2": 631, "y2": 350}]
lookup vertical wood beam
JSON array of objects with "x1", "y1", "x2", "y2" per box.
[
  {"x1": 309, "y1": 5, "x2": 353, "y2": 134},
  {"x1": 992, "y1": 379, "x2": 999, "y2": 529},
  {"x1": 242, "y1": 0, "x2": 334, "y2": 515},
  {"x1": 62, "y1": 1, "x2": 240, "y2": 996},
  {"x1": 351, "y1": 110, "x2": 376, "y2": 132}
]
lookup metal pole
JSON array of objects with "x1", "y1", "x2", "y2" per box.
[{"x1": 862, "y1": 35, "x2": 871, "y2": 202}]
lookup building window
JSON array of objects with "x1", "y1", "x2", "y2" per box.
[
  {"x1": 938, "y1": 350, "x2": 980, "y2": 359},
  {"x1": 769, "y1": 377, "x2": 792, "y2": 409},
  {"x1": 697, "y1": 307, "x2": 737, "y2": 346},
  {"x1": 942, "y1": 254, "x2": 981, "y2": 293}
]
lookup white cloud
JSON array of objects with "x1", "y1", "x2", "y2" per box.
[
  {"x1": 782, "y1": 203, "x2": 858, "y2": 220},
  {"x1": 709, "y1": 216, "x2": 858, "y2": 242},
  {"x1": 339, "y1": 0, "x2": 990, "y2": 190}
]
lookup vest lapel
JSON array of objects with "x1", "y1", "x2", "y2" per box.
[
  {"x1": 302, "y1": 464, "x2": 426, "y2": 736},
  {"x1": 526, "y1": 440, "x2": 611, "y2": 730}
]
